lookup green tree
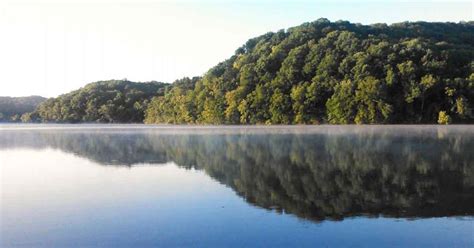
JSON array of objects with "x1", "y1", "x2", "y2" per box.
[
  {"x1": 326, "y1": 80, "x2": 356, "y2": 124},
  {"x1": 354, "y1": 76, "x2": 393, "y2": 124},
  {"x1": 269, "y1": 88, "x2": 291, "y2": 124},
  {"x1": 438, "y1": 111, "x2": 451, "y2": 124}
]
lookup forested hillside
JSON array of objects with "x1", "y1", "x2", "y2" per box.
[
  {"x1": 145, "y1": 19, "x2": 474, "y2": 124},
  {"x1": 0, "y1": 96, "x2": 46, "y2": 122},
  {"x1": 29, "y1": 80, "x2": 168, "y2": 123}
]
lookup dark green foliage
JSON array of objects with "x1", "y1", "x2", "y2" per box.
[
  {"x1": 32, "y1": 80, "x2": 168, "y2": 123},
  {"x1": 0, "y1": 96, "x2": 46, "y2": 122},
  {"x1": 145, "y1": 19, "x2": 474, "y2": 124}
]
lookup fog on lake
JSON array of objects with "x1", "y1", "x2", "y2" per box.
[{"x1": 1, "y1": 125, "x2": 473, "y2": 247}]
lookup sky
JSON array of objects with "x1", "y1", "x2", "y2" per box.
[{"x1": 0, "y1": 0, "x2": 472, "y2": 97}]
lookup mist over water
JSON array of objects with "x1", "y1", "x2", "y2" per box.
[{"x1": 1, "y1": 125, "x2": 473, "y2": 247}]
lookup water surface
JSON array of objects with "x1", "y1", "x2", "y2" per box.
[{"x1": 1, "y1": 125, "x2": 473, "y2": 247}]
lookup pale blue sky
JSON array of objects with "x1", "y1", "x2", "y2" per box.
[{"x1": 0, "y1": 0, "x2": 472, "y2": 97}]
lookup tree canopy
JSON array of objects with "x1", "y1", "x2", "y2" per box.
[
  {"x1": 30, "y1": 80, "x2": 168, "y2": 123},
  {"x1": 145, "y1": 19, "x2": 474, "y2": 124},
  {"x1": 0, "y1": 96, "x2": 46, "y2": 122}
]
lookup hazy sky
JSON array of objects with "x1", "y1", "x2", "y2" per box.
[{"x1": 0, "y1": 0, "x2": 472, "y2": 97}]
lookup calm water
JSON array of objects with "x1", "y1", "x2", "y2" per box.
[{"x1": 1, "y1": 125, "x2": 473, "y2": 247}]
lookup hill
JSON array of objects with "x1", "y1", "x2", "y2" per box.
[
  {"x1": 145, "y1": 19, "x2": 474, "y2": 124},
  {"x1": 30, "y1": 80, "x2": 168, "y2": 123},
  {"x1": 0, "y1": 96, "x2": 46, "y2": 122}
]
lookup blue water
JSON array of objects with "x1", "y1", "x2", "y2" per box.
[{"x1": 1, "y1": 125, "x2": 473, "y2": 247}]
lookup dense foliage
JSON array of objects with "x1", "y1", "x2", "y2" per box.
[
  {"x1": 30, "y1": 80, "x2": 168, "y2": 123},
  {"x1": 2, "y1": 127, "x2": 473, "y2": 220},
  {"x1": 145, "y1": 19, "x2": 474, "y2": 124},
  {"x1": 0, "y1": 96, "x2": 46, "y2": 122}
]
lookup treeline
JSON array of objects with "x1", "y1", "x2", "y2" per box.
[
  {"x1": 0, "y1": 96, "x2": 46, "y2": 122},
  {"x1": 26, "y1": 80, "x2": 168, "y2": 123},
  {"x1": 145, "y1": 19, "x2": 474, "y2": 124},
  {"x1": 14, "y1": 19, "x2": 474, "y2": 124}
]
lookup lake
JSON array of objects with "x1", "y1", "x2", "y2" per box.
[{"x1": 1, "y1": 125, "x2": 473, "y2": 247}]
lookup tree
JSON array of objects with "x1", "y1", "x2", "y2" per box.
[
  {"x1": 326, "y1": 80, "x2": 356, "y2": 124},
  {"x1": 438, "y1": 111, "x2": 451, "y2": 124},
  {"x1": 269, "y1": 88, "x2": 291, "y2": 124},
  {"x1": 354, "y1": 76, "x2": 392, "y2": 124},
  {"x1": 290, "y1": 83, "x2": 309, "y2": 123}
]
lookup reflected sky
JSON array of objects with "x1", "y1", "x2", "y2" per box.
[{"x1": 1, "y1": 125, "x2": 473, "y2": 247}]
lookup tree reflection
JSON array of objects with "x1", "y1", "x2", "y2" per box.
[{"x1": 1, "y1": 127, "x2": 473, "y2": 221}]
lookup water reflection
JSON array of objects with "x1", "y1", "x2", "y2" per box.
[{"x1": 1, "y1": 125, "x2": 473, "y2": 222}]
